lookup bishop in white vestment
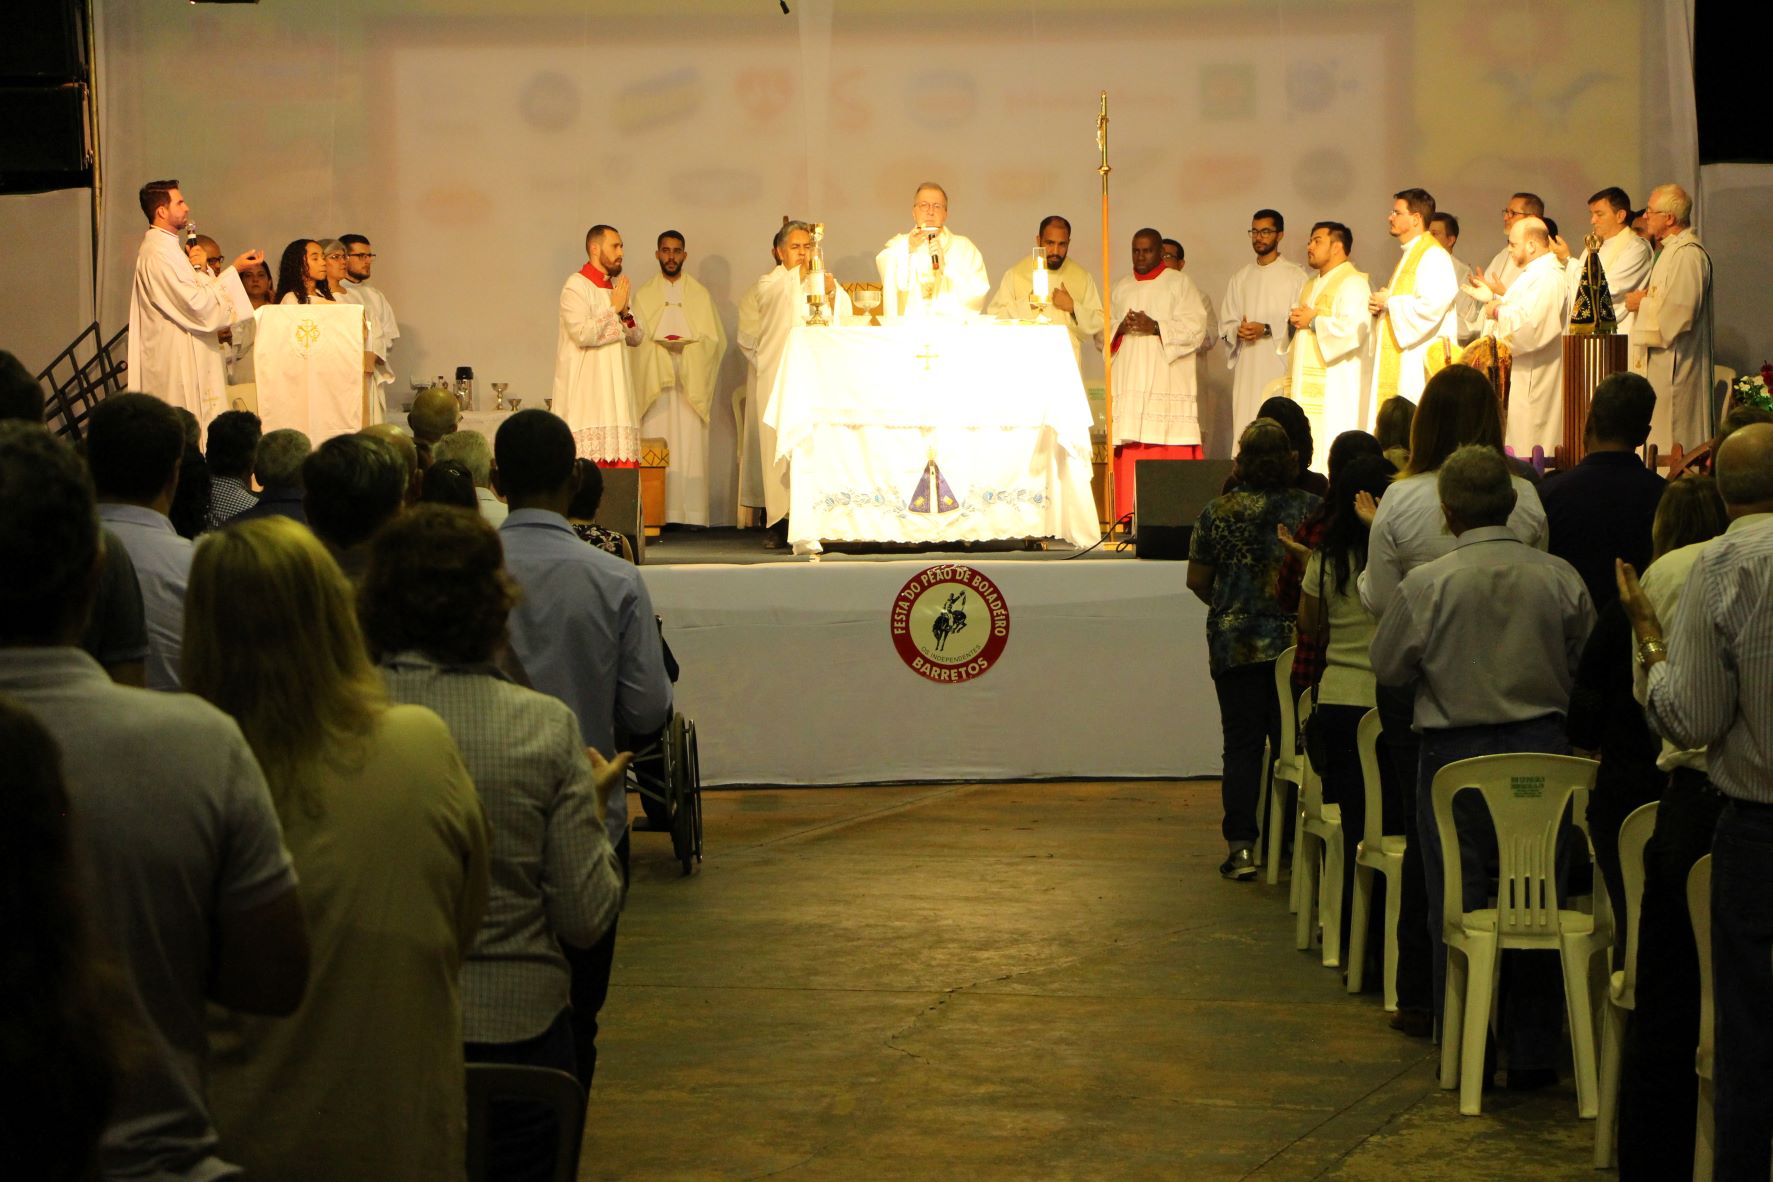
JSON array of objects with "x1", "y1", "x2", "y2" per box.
[
  {"x1": 631, "y1": 234, "x2": 729, "y2": 526},
  {"x1": 1368, "y1": 194, "x2": 1457, "y2": 420},
  {"x1": 552, "y1": 227, "x2": 646, "y2": 462},
  {"x1": 1097, "y1": 230, "x2": 1210, "y2": 521},
  {"x1": 1487, "y1": 220, "x2": 1570, "y2": 455},
  {"x1": 1281, "y1": 224, "x2": 1372, "y2": 453},
  {"x1": 1219, "y1": 216, "x2": 1308, "y2": 432},
  {"x1": 876, "y1": 183, "x2": 988, "y2": 318},
  {"x1": 127, "y1": 224, "x2": 253, "y2": 427}
]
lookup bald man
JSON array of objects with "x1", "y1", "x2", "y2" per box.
[
  {"x1": 408, "y1": 386, "x2": 461, "y2": 447},
  {"x1": 1484, "y1": 217, "x2": 1570, "y2": 454},
  {"x1": 1627, "y1": 183, "x2": 1714, "y2": 452},
  {"x1": 876, "y1": 182, "x2": 990, "y2": 318}
]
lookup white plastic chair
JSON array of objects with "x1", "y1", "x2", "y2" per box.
[
  {"x1": 1347, "y1": 708, "x2": 1407, "y2": 1010},
  {"x1": 1594, "y1": 800, "x2": 1658, "y2": 1168},
  {"x1": 1433, "y1": 753, "x2": 1607, "y2": 1117},
  {"x1": 1263, "y1": 647, "x2": 1304, "y2": 889},
  {"x1": 1690, "y1": 854, "x2": 1714, "y2": 1182},
  {"x1": 1292, "y1": 694, "x2": 1345, "y2": 965}
]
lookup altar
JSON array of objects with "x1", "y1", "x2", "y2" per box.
[{"x1": 763, "y1": 321, "x2": 1099, "y2": 553}]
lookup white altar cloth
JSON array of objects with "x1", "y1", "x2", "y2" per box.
[{"x1": 763, "y1": 323, "x2": 1099, "y2": 551}]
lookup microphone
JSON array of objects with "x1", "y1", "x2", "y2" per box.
[{"x1": 922, "y1": 225, "x2": 942, "y2": 273}]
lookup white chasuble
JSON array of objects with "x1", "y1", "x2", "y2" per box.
[
  {"x1": 1101, "y1": 269, "x2": 1210, "y2": 447},
  {"x1": 1493, "y1": 252, "x2": 1570, "y2": 455},
  {"x1": 552, "y1": 272, "x2": 646, "y2": 462},
  {"x1": 739, "y1": 266, "x2": 851, "y2": 524},
  {"x1": 632, "y1": 273, "x2": 729, "y2": 526},
  {"x1": 1219, "y1": 257, "x2": 1309, "y2": 431},
  {"x1": 1281, "y1": 261, "x2": 1372, "y2": 456},
  {"x1": 986, "y1": 255, "x2": 1104, "y2": 368},
  {"x1": 127, "y1": 228, "x2": 251, "y2": 426},
  {"x1": 876, "y1": 228, "x2": 989, "y2": 319},
  {"x1": 1631, "y1": 229, "x2": 1714, "y2": 451},
  {"x1": 1368, "y1": 234, "x2": 1457, "y2": 419}
]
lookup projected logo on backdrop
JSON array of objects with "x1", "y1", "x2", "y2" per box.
[{"x1": 890, "y1": 565, "x2": 1009, "y2": 684}]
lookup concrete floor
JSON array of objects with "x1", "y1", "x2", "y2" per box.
[{"x1": 585, "y1": 781, "x2": 1598, "y2": 1181}]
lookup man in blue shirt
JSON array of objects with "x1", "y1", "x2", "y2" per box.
[{"x1": 495, "y1": 408, "x2": 671, "y2": 1091}]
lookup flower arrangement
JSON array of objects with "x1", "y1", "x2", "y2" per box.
[{"x1": 1732, "y1": 363, "x2": 1773, "y2": 414}]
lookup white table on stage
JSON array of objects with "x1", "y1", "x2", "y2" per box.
[{"x1": 763, "y1": 322, "x2": 1099, "y2": 552}]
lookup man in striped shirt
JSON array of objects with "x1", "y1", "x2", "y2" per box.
[{"x1": 1621, "y1": 422, "x2": 1773, "y2": 1180}]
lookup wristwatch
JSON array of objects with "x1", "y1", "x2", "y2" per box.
[{"x1": 1635, "y1": 636, "x2": 1667, "y2": 668}]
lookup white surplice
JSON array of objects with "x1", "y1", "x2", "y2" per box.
[
  {"x1": 127, "y1": 227, "x2": 251, "y2": 426},
  {"x1": 1281, "y1": 260, "x2": 1373, "y2": 455},
  {"x1": 987, "y1": 255, "x2": 1104, "y2": 368},
  {"x1": 1099, "y1": 269, "x2": 1210, "y2": 446},
  {"x1": 1566, "y1": 229, "x2": 1653, "y2": 336},
  {"x1": 1491, "y1": 252, "x2": 1570, "y2": 455},
  {"x1": 1449, "y1": 254, "x2": 1486, "y2": 342},
  {"x1": 1219, "y1": 257, "x2": 1309, "y2": 431},
  {"x1": 551, "y1": 271, "x2": 646, "y2": 462},
  {"x1": 631, "y1": 273, "x2": 729, "y2": 525},
  {"x1": 737, "y1": 266, "x2": 851, "y2": 523},
  {"x1": 1630, "y1": 228, "x2": 1714, "y2": 451},
  {"x1": 1368, "y1": 234, "x2": 1457, "y2": 418},
  {"x1": 735, "y1": 277, "x2": 766, "y2": 510},
  {"x1": 876, "y1": 228, "x2": 989, "y2": 319},
  {"x1": 338, "y1": 278, "x2": 400, "y2": 418}
]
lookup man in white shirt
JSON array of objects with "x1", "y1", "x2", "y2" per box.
[
  {"x1": 631, "y1": 231, "x2": 729, "y2": 526},
  {"x1": 876, "y1": 182, "x2": 989, "y2": 318},
  {"x1": 1283, "y1": 221, "x2": 1372, "y2": 449},
  {"x1": 553, "y1": 225, "x2": 647, "y2": 463},
  {"x1": 986, "y1": 215, "x2": 1103, "y2": 368},
  {"x1": 1627, "y1": 183, "x2": 1715, "y2": 452},
  {"x1": 1474, "y1": 192, "x2": 1544, "y2": 298},
  {"x1": 1484, "y1": 217, "x2": 1571, "y2": 455},
  {"x1": 1220, "y1": 209, "x2": 1309, "y2": 432},
  {"x1": 1556, "y1": 188, "x2": 1654, "y2": 336},
  {"x1": 1368, "y1": 187, "x2": 1458, "y2": 418},
  {"x1": 336, "y1": 234, "x2": 400, "y2": 418},
  {"x1": 126, "y1": 180, "x2": 259, "y2": 425},
  {"x1": 1098, "y1": 228, "x2": 1210, "y2": 522},
  {"x1": 85, "y1": 394, "x2": 195, "y2": 692}
]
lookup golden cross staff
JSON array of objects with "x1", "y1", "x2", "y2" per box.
[{"x1": 1096, "y1": 91, "x2": 1116, "y2": 534}]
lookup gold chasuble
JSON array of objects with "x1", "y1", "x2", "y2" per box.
[{"x1": 1374, "y1": 234, "x2": 1439, "y2": 403}]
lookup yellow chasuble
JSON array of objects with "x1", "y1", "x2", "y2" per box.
[
  {"x1": 1374, "y1": 234, "x2": 1439, "y2": 404},
  {"x1": 1293, "y1": 265, "x2": 1365, "y2": 419}
]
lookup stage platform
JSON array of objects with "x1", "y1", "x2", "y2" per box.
[{"x1": 638, "y1": 529, "x2": 1220, "y2": 787}]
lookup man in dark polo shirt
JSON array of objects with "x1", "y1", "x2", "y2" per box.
[{"x1": 1539, "y1": 371, "x2": 1665, "y2": 611}]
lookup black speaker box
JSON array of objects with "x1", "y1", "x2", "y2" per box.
[
  {"x1": 594, "y1": 466, "x2": 646, "y2": 562},
  {"x1": 1133, "y1": 458, "x2": 1236, "y2": 560}
]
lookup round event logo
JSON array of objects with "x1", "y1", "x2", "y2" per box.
[{"x1": 890, "y1": 564, "x2": 1010, "y2": 684}]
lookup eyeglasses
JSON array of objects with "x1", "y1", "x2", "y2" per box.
[
  {"x1": 1502, "y1": 209, "x2": 1528, "y2": 218},
  {"x1": 347, "y1": 252, "x2": 376, "y2": 259},
  {"x1": 204, "y1": 256, "x2": 222, "y2": 266},
  {"x1": 1248, "y1": 228, "x2": 1279, "y2": 238},
  {"x1": 913, "y1": 201, "x2": 947, "y2": 213}
]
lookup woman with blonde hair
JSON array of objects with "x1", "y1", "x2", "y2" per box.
[{"x1": 184, "y1": 517, "x2": 489, "y2": 1182}]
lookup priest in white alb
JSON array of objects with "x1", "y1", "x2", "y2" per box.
[
  {"x1": 552, "y1": 224, "x2": 646, "y2": 463},
  {"x1": 1367, "y1": 188, "x2": 1457, "y2": 422},
  {"x1": 1627, "y1": 183, "x2": 1714, "y2": 451},
  {"x1": 986, "y1": 214, "x2": 1103, "y2": 368},
  {"x1": 1219, "y1": 209, "x2": 1309, "y2": 432},
  {"x1": 738, "y1": 221, "x2": 850, "y2": 538},
  {"x1": 876, "y1": 182, "x2": 989, "y2": 319},
  {"x1": 126, "y1": 179, "x2": 258, "y2": 427},
  {"x1": 336, "y1": 234, "x2": 400, "y2": 420},
  {"x1": 1484, "y1": 217, "x2": 1569, "y2": 455},
  {"x1": 631, "y1": 230, "x2": 728, "y2": 526},
  {"x1": 1562, "y1": 188, "x2": 1653, "y2": 337},
  {"x1": 1097, "y1": 228, "x2": 1211, "y2": 523},
  {"x1": 1281, "y1": 221, "x2": 1372, "y2": 451}
]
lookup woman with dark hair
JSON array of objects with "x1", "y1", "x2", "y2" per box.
[
  {"x1": 1375, "y1": 395, "x2": 1415, "y2": 471},
  {"x1": 0, "y1": 695, "x2": 119, "y2": 1182},
  {"x1": 167, "y1": 406, "x2": 212, "y2": 539},
  {"x1": 1187, "y1": 417, "x2": 1321, "y2": 881},
  {"x1": 276, "y1": 239, "x2": 334, "y2": 305},
  {"x1": 419, "y1": 458, "x2": 479, "y2": 511},
  {"x1": 1258, "y1": 394, "x2": 1329, "y2": 496},
  {"x1": 364, "y1": 506, "x2": 626, "y2": 1182},
  {"x1": 1280, "y1": 430, "x2": 1386, "y2": 695},
  {"x1": 566, "y1": 459, "x2": 632, "y2": 560},
  {"x1": 1295, "y1": 452, "x2": 1398, "y2": 959}
]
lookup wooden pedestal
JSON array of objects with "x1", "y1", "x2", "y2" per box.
[
  {"x1": 1560, "y1": 334, "x2": 1629, "y2": 467},
  {"x1": 639, "y1": 437, "x2": 668, "y2": 539}
]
